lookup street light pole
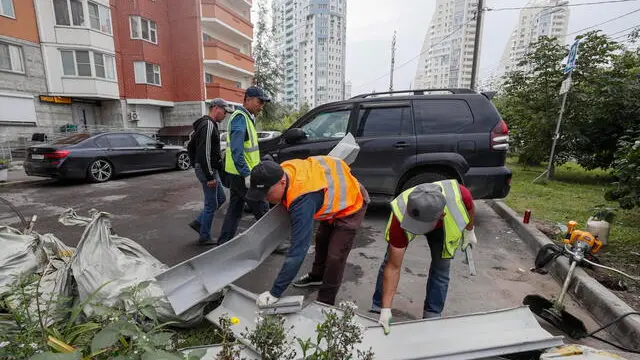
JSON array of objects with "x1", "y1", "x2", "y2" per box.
[{"x1": 470, "y1": 0, "x2": 484, "y2": 90}]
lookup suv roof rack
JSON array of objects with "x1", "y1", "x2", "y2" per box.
[{"x1": 351, "y1": 88, "x2": 477, "y2": 99}]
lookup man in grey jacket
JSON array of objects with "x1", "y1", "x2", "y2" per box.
[{"x1": 187, "y1": 98, "x2": 231, "y2": 244}]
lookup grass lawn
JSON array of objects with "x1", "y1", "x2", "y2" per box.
[{"x1": 504, "y1": 158, "x2": 639, "y2": 309}]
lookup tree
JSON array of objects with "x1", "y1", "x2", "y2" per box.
[
  {"x1": 494, "y1": 31, "x2": 640, "y2": 172},
  {"x1": 252, "y1": 0, "x2": 283, "y2": 127}
]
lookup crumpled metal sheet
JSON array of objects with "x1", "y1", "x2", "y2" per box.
[
  {"x1": 206, "y1": 285, "x2": 563, "y2": 360},
  {"x1": 156, "y1": 134, "x2": 361, "y2": 315},
  {"x1": 156, "y1": 205, "x2": 291, "y2": 315}
]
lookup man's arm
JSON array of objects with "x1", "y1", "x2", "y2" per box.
[
  {"x1": 229, "y1": 115, "x2": 251, "y2": 177},
  {"x1": 204, "y1": 121, "x2": 217, "y2": 181},
  {"x1": 382, "y1": 215, "x2": 408, "y2": 308},
  {"x1": 459, "y1": 185, "x2": 475, "y2": 230},
  {"x1": 270, "y1": 192, "x2": 323, "y2": 298}
]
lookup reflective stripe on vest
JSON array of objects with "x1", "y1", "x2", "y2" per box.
[
  {"x1": 282, "y1": 156, "x2": 363, "y2": 221},
  {"x1": 224, "y1": 109, "x2": 261, "y2": 175},
  {"x1": 385, "y1": 179, "x2": 470, "y2": 259}
]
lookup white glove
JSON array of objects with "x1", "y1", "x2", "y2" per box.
[
  {"x1": 256, "y1": 291, "x2": 279, "y2": 308},
  {"x1": 378, "y1": 308, "x2": 392, "y2": 335},
  {"x1": 244, "y1": 176, "x2": 251, "y2": 189},
  {"x1": 462, "y1": 228, "x2": 478, "y2": 250}
]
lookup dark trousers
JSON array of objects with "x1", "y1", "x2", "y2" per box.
[
  {"x1": 217, "y1": 173, "x2": 269, "y2": 245},
  {"x1": 310, "y1": 188, "x2": 369, "y2": 305}
]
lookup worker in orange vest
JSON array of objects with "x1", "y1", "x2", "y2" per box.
[{"x1": 245, "y1": 156, "x2": 369, "y2": 307}]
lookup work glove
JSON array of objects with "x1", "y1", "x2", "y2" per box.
[
  {"x1": 378, "y1": 308, "x2": 392, "y2": 335},
  {"x1": 462, "y1": 228, "x2": 478, "y2": 250},
  {"x1": 244, "y1": 176, "x2": 251, "y2": 189},
  {"x1": 256, "y1": 291, "x2": 279, "y2": 308}
]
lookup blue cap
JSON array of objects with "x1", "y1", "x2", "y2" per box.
[{"x1": 245, "y1": 86, "x2": 271, "y2": 102}]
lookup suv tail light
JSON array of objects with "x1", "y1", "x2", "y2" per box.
[
  {"x1": 491, "y1": 120, "x2": 509, "y2": 151},
  {"x1": 44, "y1": 150, "x2": 71, "y2": 160}
]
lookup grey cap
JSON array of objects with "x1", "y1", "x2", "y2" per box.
[
  {"x1": 400, "y1": 183, "x2": 446, "y2": 234},
  {"x1": 209, "y1": 98, "x2": 234, "y2": 113}
]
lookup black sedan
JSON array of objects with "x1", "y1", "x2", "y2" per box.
[{"x1": 24, "y1": 132, "x2": 191, "y2": 183}]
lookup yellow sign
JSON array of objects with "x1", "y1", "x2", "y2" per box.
[{"x1": 39, "y1": 95, "x2": 72, "y2": 104}]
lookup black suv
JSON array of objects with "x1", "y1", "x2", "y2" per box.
[{"x1": 259, "y1": 89, "x2": 511, "y2": 202}]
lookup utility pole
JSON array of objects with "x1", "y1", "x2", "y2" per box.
[
  {"x1": 389, "y1": 30, "x2": 397, "y2": 92},
  {"x1": 470, "y1": 0, "x2": 484, "y2": 91}
]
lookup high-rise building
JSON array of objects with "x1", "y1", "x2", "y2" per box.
[
  {"x1": 0, "y1": 0, "x2": 253, "y2": 139},
  {"x1": 272, "y1": 0, "x2": 346, "y2": 108},
  {"x1": 492, "y1": 0, "x2": 569, "y2": 89},
  {"x1": 414, "y1": 0, "x2": 479, "y2": 89},
  {"x1": 344, "y1": 80, "x2": 351, "y2": 99}
]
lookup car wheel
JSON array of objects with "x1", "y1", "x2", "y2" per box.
[
  {"x1": 88, "y1": 159, "x2": 113, "y2": 183},
  {"x1": 177, "y1": 152, "x2": 191, "y2": 170},
  {"x1": 401, "y1": 171, "x2": 451, "y2": 192}
]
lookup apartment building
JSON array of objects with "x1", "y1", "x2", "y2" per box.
[
  {"x1": 414, "y1": 0, "x2": 479, "y2": 89},
  {"x1": 0, "y1": 0, "x2": 254, "y2": 139},
  {"x1": 272, "y1": 0, "x2": 346, "y2": 108},
  {"x1": 492, "y1": 0, "x2": 569, "y2": 88}
]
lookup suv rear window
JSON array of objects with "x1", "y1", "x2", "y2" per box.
[
  {"x1": 413, "y1": 99, "x2": 473, "y2": 134},
  {"x1": 356, "y1": 106, "x2": 413, "y2": 137}
]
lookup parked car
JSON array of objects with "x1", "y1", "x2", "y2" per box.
[
  {"x1": 24, "y1": 132, "x2": 191, "y2": 183},
  {"x1": 259, "y1": 89, "x2": 511, "y2": 201}
]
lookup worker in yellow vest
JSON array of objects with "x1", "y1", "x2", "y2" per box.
[
  {"x1": 245, "y1": 157, "x2": 369, "y2": 306},
  {"x1": 371, "y1": 180, "x2": 477, "y2": 334},
  {"x1": 218, "y1": 86, "x2": 271, "y2": 245}
]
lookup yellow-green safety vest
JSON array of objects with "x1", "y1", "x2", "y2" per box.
[
  {"x1": 224, "y1": 109, "x2": 261, "y2": 175},
  {"x1": 385, "y1": 179, "x2": 470, "y2": 259}
]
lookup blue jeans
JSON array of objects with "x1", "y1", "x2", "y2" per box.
[
  {"x1": 217, "y1": 173, "x2": 269, "y2": 245},
  {"x1": 194, "y1": 164, "x2": 226, "y2": 240},
  {"x1": 372, "y1": 227, "x2": 451, "y2": 318}
]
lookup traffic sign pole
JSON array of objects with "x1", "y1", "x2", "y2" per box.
[{"x1": 546, "y1": 70, "x2": 572, "y2": 180}]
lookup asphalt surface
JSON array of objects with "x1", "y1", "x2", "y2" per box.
[{"x1": 1, "y1": 169, "x2": 638, "y2": 358}]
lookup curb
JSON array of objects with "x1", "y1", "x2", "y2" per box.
[
  {"x1": 0, "y1": 178, "x2": 53, "y2": 188},
  {"x1": 488, "y1": 200, "x2": 640, "y2": 350}
]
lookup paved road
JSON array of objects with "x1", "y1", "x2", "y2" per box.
[{"x1": 1, "y1": 170, "x2": 637, "y2": 357}]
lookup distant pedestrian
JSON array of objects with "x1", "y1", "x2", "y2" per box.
[
  {"x1": 187, "y1": 98, "x2": 231, "y2": 245},
  {"x1": 217, "y1": 86, "x2": 271, "y2": 245}
]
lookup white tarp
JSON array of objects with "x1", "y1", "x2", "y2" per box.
[
  {"x1": 0, "y1": 226, "x2": 39, "y2": 294},
  {"x1": 59, "y1": 209, "x2": 205, "y2": 326}
]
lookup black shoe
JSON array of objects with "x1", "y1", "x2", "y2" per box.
[
  {"x1": 188, "y1": 220, "x2": 201, "y2": 234},
  {"x1": 292, "y1": 274, "x2": 323, "y2": 288},
  {"x1": 197, "y1": 237, "x2": 216, "y2": 245}
]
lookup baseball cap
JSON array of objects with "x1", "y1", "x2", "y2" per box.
[
  {"x1": 209, "y1": 98, "x2": 234, "y2": 113},
  {"x1": 246, "y1": 160, "x2": 284, "y2": 201},
  {"x1": 400, "y1": 183, "x2": 447, "y2": 234},
  {"x1": 245, "y1": 86, "x2": 271, "y2": 102}
]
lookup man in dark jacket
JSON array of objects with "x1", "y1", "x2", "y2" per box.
[{"x1": 187, "y1": 98, "x2": 231, "y2": 244}]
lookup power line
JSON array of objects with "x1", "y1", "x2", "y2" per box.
[
  {"x1": 487, "y1": 0, "x2": 640, "y2": 12},
  {"x1": 565, "y1": 7, "x2": 640, "y2": 36},
  {"x1": 353, "y1": 17, "x2": 475, "y2": 91}
]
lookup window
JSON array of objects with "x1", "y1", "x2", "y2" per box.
[
  {"x1": 134, "y1": 61, "x2": 161, "y2": 85},
  {"x1": 205, "y1": 73, "x2": 213, "y2": 84},
  {"x1": 130, "y1": 16, "x2": 157, "y2": 44},
  {"x1": 53, "y1": 0, "x2": 84, "y2": 26},
  {"x1": 356, "y1": 106, "x2": 413, "y2": 137},
  {"x1": 88, "y1": 2, "x2": 112, "y2": 34},
  {"x1": 133, "y1": 134, "x2": 157, "y2": 147},
  {"x1": 1, "y1": 0, "x2": 14, "y2": 18},
  {"x1": 0, "y1": 42, "x2": 24, "y2": 73},
  {"x1": 106, "y1": 134, "x2": 137, "y2": 148},
  {"x1": 300, "y1": 109, "x2": 351, "y2": 140},
  {"x1": 61, "y1": 50, "x2": 115, "y2": 79},
  {"x1": 94, "y1": 136, "x2": 110, "y2": 148},
  {"x1": 413, "y1": 100, "x2": 473, "y2": 135}
]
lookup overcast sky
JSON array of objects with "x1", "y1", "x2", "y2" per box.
[{"x1": 344, "y1": 0, "x2": 640, "y2": 95}]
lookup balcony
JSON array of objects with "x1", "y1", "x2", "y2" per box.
[
  {"x1": 204, "y1": 40, "x2": 254, "y2": 75},
  {"x1": 202, "y1": 1, "x2": 253, "y2": 40},
  {"x1": 206, "y1": 83, "x2": 245, "y2": 104}
]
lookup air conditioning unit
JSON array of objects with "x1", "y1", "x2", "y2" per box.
[{"x1": 129, "y1": 111, "x2": 139, "y2": 121}]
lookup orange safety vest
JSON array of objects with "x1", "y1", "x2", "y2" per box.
[{"x1": 281, "y1": 156, "x2": 363, "y2": 220}]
